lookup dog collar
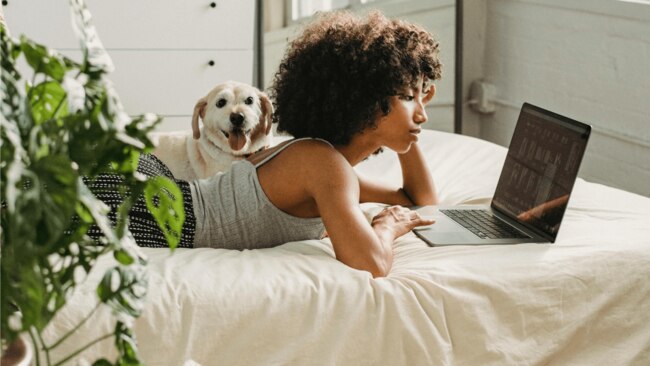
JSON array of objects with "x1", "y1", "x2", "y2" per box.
[{"x1": 242, "y1": 145, "x2": 268, "y2": 158}]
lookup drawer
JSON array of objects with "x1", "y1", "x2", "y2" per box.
[
  {"x1": 108, "y1": 50, "x2": 254, "y2": 116},
  {"x1": 49, "y1": 49, "x2": 254, "y2": 116},
  {"x1": 3, "y1": 0, "x2": 255, "y2": 50}
]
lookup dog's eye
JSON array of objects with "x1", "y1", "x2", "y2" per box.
[
  {"x1": 244, "y1": 97, "x2": 254, "y2": 105},
  {"x1": 216, "y1": 98, "x2": 227, "y2": 108}
]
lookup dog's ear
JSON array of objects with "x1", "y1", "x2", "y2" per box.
[
  {"x1": 249, "y1": 91, "x2": 274, "y2": 146},
  {"x1": 192, "y1": 97, "x2": 208, "y2": 139},
  {"x1": 258, "y1": 92, "x2": 274, "y2": 136}
]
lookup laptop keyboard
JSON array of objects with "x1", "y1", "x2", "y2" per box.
[{"x1": 441, "y1": 209, "x2": 530, "y2": 239}]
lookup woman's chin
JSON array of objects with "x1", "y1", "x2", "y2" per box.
[
  {"x1": 384, "y1": 139, "x2": 415, "y2": 154},
  {"x1": 395, "y1": 144, "x2": 413, "y2": 154}
]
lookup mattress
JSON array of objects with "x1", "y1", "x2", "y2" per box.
[{"x1": 42, "y1": 130, "x2": 650, "y2": 365}]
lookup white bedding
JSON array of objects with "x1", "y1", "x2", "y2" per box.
[{"x1": 43, "y1": 130, "x2": 650, "y2": 365}]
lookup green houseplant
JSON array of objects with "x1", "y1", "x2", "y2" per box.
[{"x1": 1, "y1": 0, "x2": 185, "y2": 364}]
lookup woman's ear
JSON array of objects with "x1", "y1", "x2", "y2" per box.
[{"x1": 422, "y1": 83, "x2": 436, "y2": 105}]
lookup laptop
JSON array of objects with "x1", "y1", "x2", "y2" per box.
[{"x1": 414, "y1": 103, "x2": 591, "y2": 246}]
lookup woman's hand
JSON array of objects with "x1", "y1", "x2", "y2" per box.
[
  {"x1": 302, "y1": 143, "x2": 435, "y2": 278},
  {"x1": 371, "y1": 205, "x2": 435, "y2": 243},
  {"x1": 398, "y1": 142, "x2": 438, "y2": 206},
  {"x1": 357, "y1": 142, "x2": 437, "y2": 206}
]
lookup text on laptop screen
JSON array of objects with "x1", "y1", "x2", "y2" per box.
[{"x1": 491, "y1": 105, "x2": 589, "y2": 239}]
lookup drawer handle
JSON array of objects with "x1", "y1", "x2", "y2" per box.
[
  {"x1": 208, "y1": 60, "x2": 215, "y2": 66},
  {"x1": 210, "y1": 2, "x2": 216, "y2": 8},
  {"x1": 2, "y1": 1, "x2": 8, "y2": 6}
]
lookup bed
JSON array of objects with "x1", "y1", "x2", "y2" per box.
[{"x1": 42, "y1": 129, "x2": 650, "y2": 365}]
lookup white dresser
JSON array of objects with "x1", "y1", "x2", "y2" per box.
[{"x1": 3, "y1": 0, "x2": 256, "y2": 131}]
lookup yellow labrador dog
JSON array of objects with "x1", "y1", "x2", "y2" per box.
[{"x1": 152, "y1": 81, "x2": 273, "y2": 181}]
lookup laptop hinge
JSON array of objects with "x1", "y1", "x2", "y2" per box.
[{"x1": 490, "y1": 202, "x2": 558, "y2": 243}]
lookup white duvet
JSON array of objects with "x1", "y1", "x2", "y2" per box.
[{"x1": 43, "y1": 130, "x2": 650, "y2": 365}]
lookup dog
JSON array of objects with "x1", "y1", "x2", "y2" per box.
[{"x1": 152, "y1": 81, "x2": 274, "y2": 181}]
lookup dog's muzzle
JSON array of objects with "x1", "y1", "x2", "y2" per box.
[{"x1": 230, "y1": 113, "x2": 245, "y2": 127}]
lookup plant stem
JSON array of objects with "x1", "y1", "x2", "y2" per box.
[
  {"x1": 45, "y1": 302, "x2": 101, "y2": 350},
  {"x1": 36, "y1": 330, "x2": 52, "y2": 366},
  {"x1": 28, "y1": 327, "x2": 42, "y2": 366},
  {"x1": 53, "y1": 332, "x2": 113, "y2": 366}
]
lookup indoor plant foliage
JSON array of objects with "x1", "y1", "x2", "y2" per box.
[{"x1": 0, "y1": 0, "x2": 184, "y2": 364}]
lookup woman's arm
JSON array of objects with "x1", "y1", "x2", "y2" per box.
[
  {"x1": 398, "y1": 142, "x2": 437, "y2": 205},
  {"x1": 305, "y1": 147, "x2": 433, "y2": 277},
  {"x1": 358, "y1": 142, "x2": 438, "y2": 206}
]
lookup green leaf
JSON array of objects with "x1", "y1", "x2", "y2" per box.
[
  {"x1": 0, "y1": 118, "x2": 27, "y2": 213},
  {"x1": 97, "y1": 265, "x2": 147, "y2": 319},
  {"x1": 61, "y1": 74, "x2": 86, "y2": 112},
  {"x1": 114, "y1": 249, "x2": 135, "y2": 266},
  {"x1": 1, "y1": 27, "x2": 30, "y2": 132},
  {"x1": 114, "y1": 322, "x2": 143, "y2": 366},
  {"x1": 68, "y1": 0, "x2": 114, "y2": 75},
  {"x1": 77, "y1": 178, "x2": 119, "y2": 244},
  {"x1": 0, "y1": 260, "x2": 19, "y2": 343},
  {"x1": 126, "y1": 113, "x2": 161, "y2": 137},
  {"x1": 1, "y1": 25, "x2": 22, "y2": 62},
  {"x1": 9, "y1": 172, "x2": 43, "y2": 247},
  {"x1": 19, "y1": 36, "x2": 68, "y2": 82},
  {"x1": 92, "y1": 359, "x2": 113, "y2": 366},
  {"x1": 28, "y1": 80, "x2": 69, "y2": 126},
  {"x1": 12, "y1": 262, "x2": 49, "y2": 332},
  {"x1": 31, "y1": 155, "x2": 79, "y2": 247},
  {"x1": 143, "y1": 177, "x2": 185, "y2": 250}
]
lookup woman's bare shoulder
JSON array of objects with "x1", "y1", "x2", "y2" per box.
[
  {"x1": 284, "y1": 139, "x2": 349, "y2": 171},
  {"x1": 289, "y1": 141, "x2": 359, "y2": 199},
  {"x1": 262, "y1": 139, "x2": 354, "y2": 193},
  {"x1": 256, "y1": 138, "x2": 358, "y2": 207}
]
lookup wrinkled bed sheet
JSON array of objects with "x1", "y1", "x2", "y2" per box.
[{"x1": 43, "y1": 130, "x2": 650, "y2": 365}]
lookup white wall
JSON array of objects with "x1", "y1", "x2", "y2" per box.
[
  {"x1": 468, "y1": 0, "x2": 650, "y2": 197},
  {"x1": 263, "y1": 0, "x2": 457, "y2": 132},
  {"x1": 264, "y1": 0, "x2": 650, "y2": 196}
]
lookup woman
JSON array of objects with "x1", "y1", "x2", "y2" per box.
[{"x1": 91, "y1": 10, "x2": 442, "y2": 278}]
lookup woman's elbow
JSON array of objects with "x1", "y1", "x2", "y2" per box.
[
  {"x1": 401, "y1": 188, "x2": 438, "y2": 206},
  {"x1": 408, "y1": 195, "x2": 437, "y2": 207},
  {"x1": 413, "y1": 196, "x2": 437, "y2": 206},
  {"x1": 345, "y1": 256, "x2": 390, "y2": 278},
  {"x1": 367, "y1": 258, "x2": 391, "y2": 278},
  {"x1": 370, "y1": 268, "x2": 389, "y2": 278}
]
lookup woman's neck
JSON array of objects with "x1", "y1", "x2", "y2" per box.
[{"x1": 334, "y1": 133, "x2": 382, "y2": 166}]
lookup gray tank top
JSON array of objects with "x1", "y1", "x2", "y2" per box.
[{"x1": 190, "y1": 138, "x2": 330, "y2": 249}]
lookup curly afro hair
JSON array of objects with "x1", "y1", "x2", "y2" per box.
[{"x1": 269, "y1": 10, "x2": 442, "y2": 145}]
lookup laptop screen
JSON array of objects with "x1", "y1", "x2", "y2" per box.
[{"x1": 491, "y1": 103, "x2": 591, "y2": 241}]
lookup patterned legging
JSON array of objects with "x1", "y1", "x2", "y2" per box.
[{"x1": 85, "y1": 154, "x2": 195, "y2": 248}]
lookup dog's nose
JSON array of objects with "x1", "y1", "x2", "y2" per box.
[{"x1": 230, "y1": 113, "x2": 245, "y2": 126}]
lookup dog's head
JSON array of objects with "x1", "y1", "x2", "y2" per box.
[{"x1": 192, "y1": 81, "x2": 273, "y2": 154}]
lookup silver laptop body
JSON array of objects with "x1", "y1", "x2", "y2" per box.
[{"x1": 414, "y1": 103, "x2": 591, "y2": 246}]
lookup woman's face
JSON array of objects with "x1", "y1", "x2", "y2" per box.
[{"x1": 373, "y1": 78, "x2": 436, "y2": 153}]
